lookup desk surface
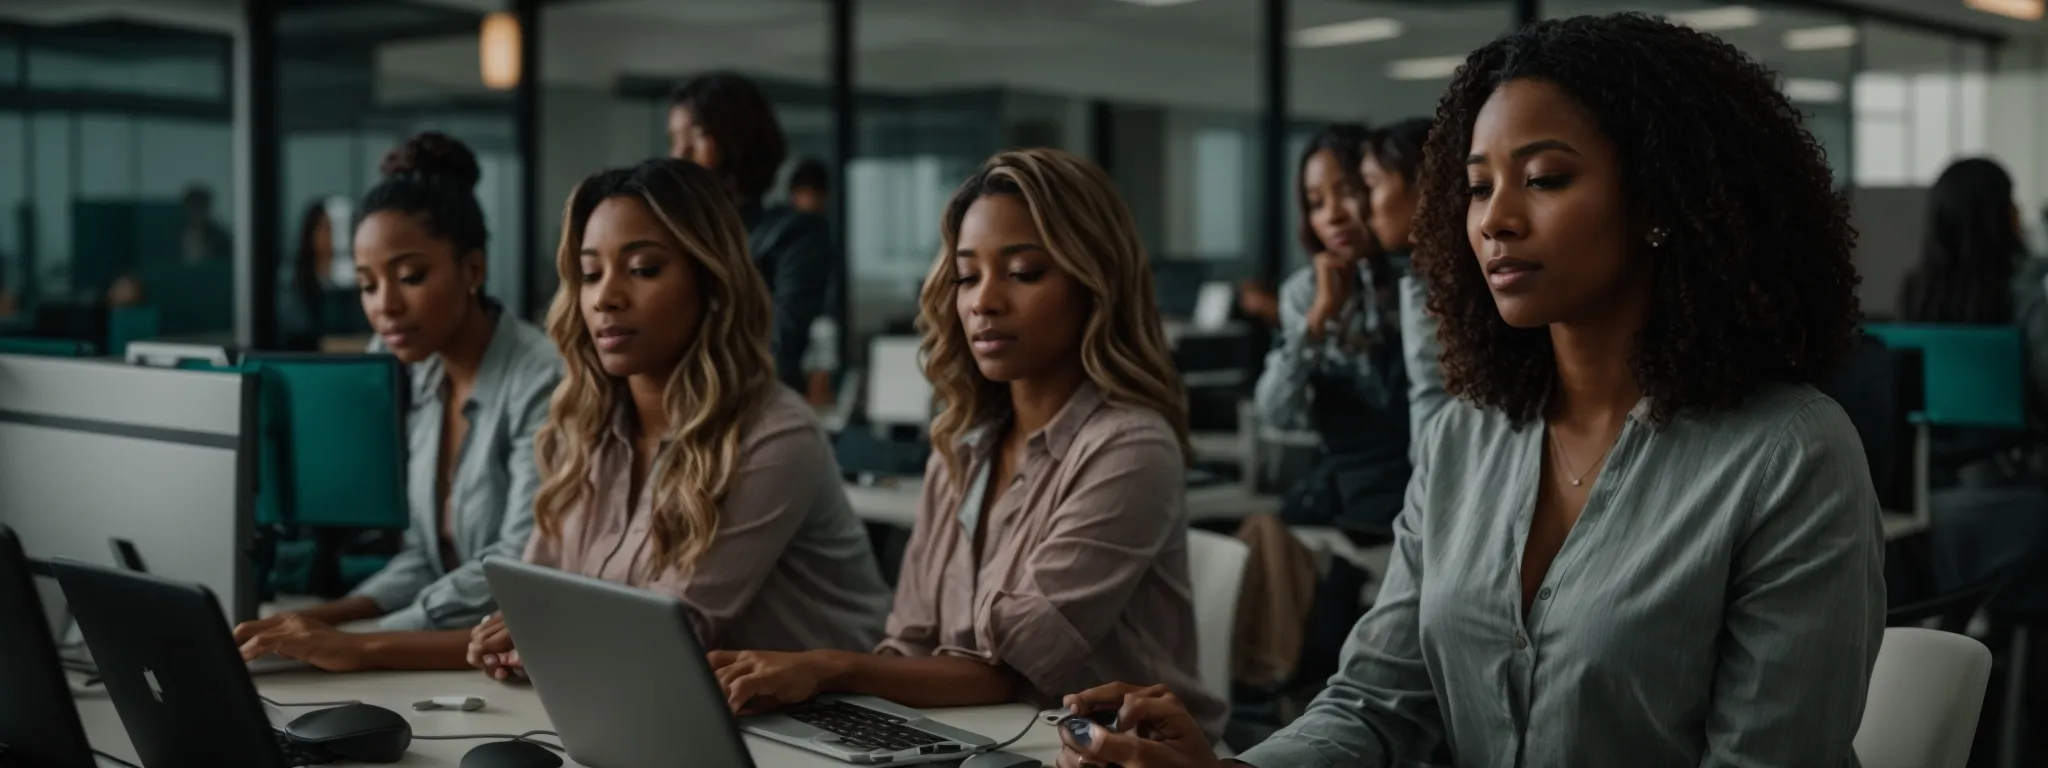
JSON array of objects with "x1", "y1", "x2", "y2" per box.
[{"x1": 76, "y1": 669, "x2": 1062, "y2": 767}]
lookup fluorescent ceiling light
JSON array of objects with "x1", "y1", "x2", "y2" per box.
[
  {"x1": 1387, "y1": 56, "x2": 1466, "y2": 81},
  {"x1": 1783, "y1": 24, "x2": 1859, "y2": 51},
  {"x1": 1293, "y1": 18, "x2": 1404, "y2": 48},
  {"x1": 1667, "y1": 5, "x2": 1761, "y2": 31},
  {"x1": 1783, "y1": 78, "x2": 1844, "y2": 103},
  {"x1": 1965, "y1": 0, "x2": 2043, "y2": 21},
  {"x1": 1112, "y1": 0, "x2": 1202, "y2": 6}
]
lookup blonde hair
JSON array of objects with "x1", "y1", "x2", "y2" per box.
[
  {"x1": 917, "y1": 148, "x2": 1189, "y2": 479},
  {"x1": 532, "y1": 159, "x2": 777, "y2": 577}
]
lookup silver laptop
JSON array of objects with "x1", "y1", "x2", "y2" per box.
[{"x1": 483, "y1": 557, "x2": 996, "y2": 766}]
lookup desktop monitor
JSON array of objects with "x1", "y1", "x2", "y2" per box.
[
  {"x1": 865, "y1": 336, "x2": 932, "y2": 428},
  {"x1": 0, "y1": 353, "x2": 259, "y2": 622}
]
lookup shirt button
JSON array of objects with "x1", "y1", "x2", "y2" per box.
[
  {"x1": 1538, "y1": 587, "x2": 1553, "y2": 601},
  {"x1": 1514, "y1": 634, "x2": 1529, "y2": 651}
]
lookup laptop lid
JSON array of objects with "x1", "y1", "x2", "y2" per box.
[
  {"x1": 483, "y1": 557, "x2": 757, "y2": 768},
  {"x1": 0, "y1": 526, "x2": 96, "y2": 768},
  {"x1": 49, "y1": 559, "x2": 288, "y2": 768}
]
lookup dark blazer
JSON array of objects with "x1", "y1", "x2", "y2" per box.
[{"x1": 745, "y1": 203, "x2": 833, "y2": 392}]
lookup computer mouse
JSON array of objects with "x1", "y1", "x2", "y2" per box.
[
  {"x1": 960, "y1": 752, "x2": 1041, "y2": 768},
  {"x1": 461, "y1": 739, "x2": 564, "y2": 768},
  {"x1": 283, "y1": 702, "x2": 413, "y2": 763}
]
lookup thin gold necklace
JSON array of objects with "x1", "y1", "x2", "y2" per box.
[{"x1": 1548, "y1": 427, "x2": 1614, "y2": 487}]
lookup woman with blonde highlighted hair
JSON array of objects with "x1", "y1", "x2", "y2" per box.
[
  {"x1": 464, "y1": 158, "x2": 890, "y2": 679},
  {"x1": 709, "y1": 148, "x2": 1226, "y2": 740}
]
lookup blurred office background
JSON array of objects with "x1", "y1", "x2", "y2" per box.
[{"x1": 0, "y1": 0, "x2": 2042, "y2": 369}]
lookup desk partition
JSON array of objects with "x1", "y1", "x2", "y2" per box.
[{"x1": 0, "y1": 354, "x2": 258, "y2": 622}]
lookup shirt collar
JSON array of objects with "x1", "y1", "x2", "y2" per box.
[
  {"x1": 411, "y1": 311, "x2": 509, "y2": 408},
  {"x1": 958, "y1": 381, "x2": 1108, "y2": 462},
  {"x1": 604, "y1": 388, "x2": 678, "y2": 447}
]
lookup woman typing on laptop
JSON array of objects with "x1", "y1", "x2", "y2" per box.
[
  {"x1": 466, "y1": 158, "x2": 892, "y2": 677},
  {"x1": 232, "y1": 132, "x2": 563, "y2": 671},
  {"x1": 707, "y1": 149, "x2": 1227, "y2": 740}
]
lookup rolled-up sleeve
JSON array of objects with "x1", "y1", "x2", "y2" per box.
[
  {"x1": 349, "y1": 528, "x2": 437, "y2": 623},
  {"x1": 1701, "y1": 401, "x2": 1884, "y2": 767},
  {"x1": 876, "y1": 454, "x2": 952, "y2": 657},
  {"x1": 972, "y1": 430, "x2": 1183, "y2": 699},
  {"x1": 1236, "y1": 417, "x2": 1445, "y2": 768}
]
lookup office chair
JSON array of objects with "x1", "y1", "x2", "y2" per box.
[
  {"x1": 240, "y1": 353, "x2": 409, "y2": 597},
  {"x1": 1863, "y1": 323, "x2": 2039, "y2": 768},
  {"x1": 1855, "y1": 628, "x2": 1993, "y2": 768}
]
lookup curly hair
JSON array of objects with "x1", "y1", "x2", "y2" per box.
[
  {"x1": 532, "y1": 158, "x2": 777, "y2": 578},
  {"x1": 918, "y1": 149, "x2": 1189, "y2": 478},
  {"x1": 1413, "y1": 13, "x2": 1861, "y2": 426}
]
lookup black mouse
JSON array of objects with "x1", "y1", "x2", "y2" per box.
[
  {"x1": 462, "y1": 739, "x2": 563, "y2": 768},
  {"x1": 283, "y1": 703, "x2": 413, "y2": 763}
]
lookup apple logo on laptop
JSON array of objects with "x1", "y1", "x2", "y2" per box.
[{"x1": 142, "y1": 668, "x2": 165, "y2": 702}]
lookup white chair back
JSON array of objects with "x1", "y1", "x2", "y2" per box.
[
  {"x1": 1186, "y1": 529, "x2": 1249, "y2": 705},
  {"x1": 1855, "y1": 627, "x2": 1993, "y2": 768}
]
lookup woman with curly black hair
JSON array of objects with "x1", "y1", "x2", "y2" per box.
[{"x1": 1054, "y1": 14, "x2": 1881, "y2": 768}]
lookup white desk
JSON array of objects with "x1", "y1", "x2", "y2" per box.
[
  {"x1": 75, "y1": 670, "x2": 1062, "y2": 767},
  {"x1": 846, "y1": 480, "x2": 1279, "y2": 528}
]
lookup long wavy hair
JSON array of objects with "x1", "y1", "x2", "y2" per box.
[
  {"x1": 532, "y1": 158, "x2": 777, "y2": 577},
  {"x1": 917, "y1": 149, "x2": 1190, "y2": 479}
]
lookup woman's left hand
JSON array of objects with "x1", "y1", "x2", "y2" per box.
[
  {"x1": 235, "y1": 614, "x2": 369, "y2": 673},
  {"x1": 708, "y1": 650, "x2": 833, "y2": 715}
]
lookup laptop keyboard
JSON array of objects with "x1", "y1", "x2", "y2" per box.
[{"x1": 784, "y1": 701, "x2": 950, "y2": 753}]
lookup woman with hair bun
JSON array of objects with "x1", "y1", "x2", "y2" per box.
[{"x1": 232, "y1": 131, "x2": 564, "y2": 672}]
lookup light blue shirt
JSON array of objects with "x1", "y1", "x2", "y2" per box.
[
  {"x1": 350, "y1": 314, "x2": 562, "y2": 630},
  {"x1": 1236, "y1": 383, "x2": 1885, "y2": 768}
]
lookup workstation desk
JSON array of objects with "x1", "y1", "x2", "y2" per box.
[{"x1": 74, "y1": 669, "x2": 1063, "y2": 767}]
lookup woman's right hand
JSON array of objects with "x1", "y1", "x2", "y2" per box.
[
  {"x1": 1055, "y1": 683, "x2": 1222, "y2": 768},
  {"x1": 1305, "y1": 252, "x2": 1357, "y2": 338},
  {"x1": 466, "y1": 613, "x2": 524, "y2": 681}
]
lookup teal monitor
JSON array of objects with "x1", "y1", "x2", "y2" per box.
[
  {"x1": 1862, "y1": 323, "x2": 2025, "y2": 430},
  {"x1": 240, "y1": 352, "x2": 408, "y2": 530}
]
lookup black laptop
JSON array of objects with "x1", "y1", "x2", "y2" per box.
[
  {"x1": 0, "y1": 525, "x2": 97, "y2": 768},
  {"x1": 50, "y1": 559, "x2": 291, "y2": 768}
]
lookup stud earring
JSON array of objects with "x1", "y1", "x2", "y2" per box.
[{"x1": 1646, "y1": 227, "x2": 1669, "y2": 248}]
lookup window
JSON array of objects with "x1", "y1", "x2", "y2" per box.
[
  {"x1": 271, "y1": 0, "x2": 521, "y2": 349},
  {"x1": 852, "y1": 0, "x2": 1264, "y2": 345}
]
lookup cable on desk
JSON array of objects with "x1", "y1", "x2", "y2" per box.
[
  {"x1": 979, "y1": 711, "x2": 1041, "y2": 754},
  {"x1": 92, "y1": 748, "x2": 143, "y2": 768},
  {"x1": 412, "y1": 730, "x2": 564, "y2": 752},
  {"x1": 260, "y1": 695, "x2": 360, "y2": 708}
]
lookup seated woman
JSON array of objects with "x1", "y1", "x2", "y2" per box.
[
  {"x1": 233, "y1": 132, "x2": 563, "y2": 671},
  {"x1": 1058, "y1": 14, "x2": 1882, "y2": 768},
  {"x1": 1358, "y1": 117, "x2": 1454, "y2": 440},
  {"x1": 707, "y1": 148, "x2": 1227, "y2": 738},
  {"x1": 466, "y1": 158, "x2": 892, "y2": 678},
  {"x1": 1255, "y1": 123, "x2": 1412, "y2": 533}
]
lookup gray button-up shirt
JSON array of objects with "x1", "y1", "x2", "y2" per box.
[
  {"x1": 1236, "y1": 383, "x2": 1885, "y2": 768},
  {"x1": 351, "y1": 314, "x2": 563, "y2": 630}
]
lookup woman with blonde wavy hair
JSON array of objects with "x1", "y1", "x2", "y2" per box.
[
  {"x1": 709, "y1": 148, "x2": 1226, "y2": 740},
  {"x1": 464, "y1": 158, "x2": 890, "y2": 679}
]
